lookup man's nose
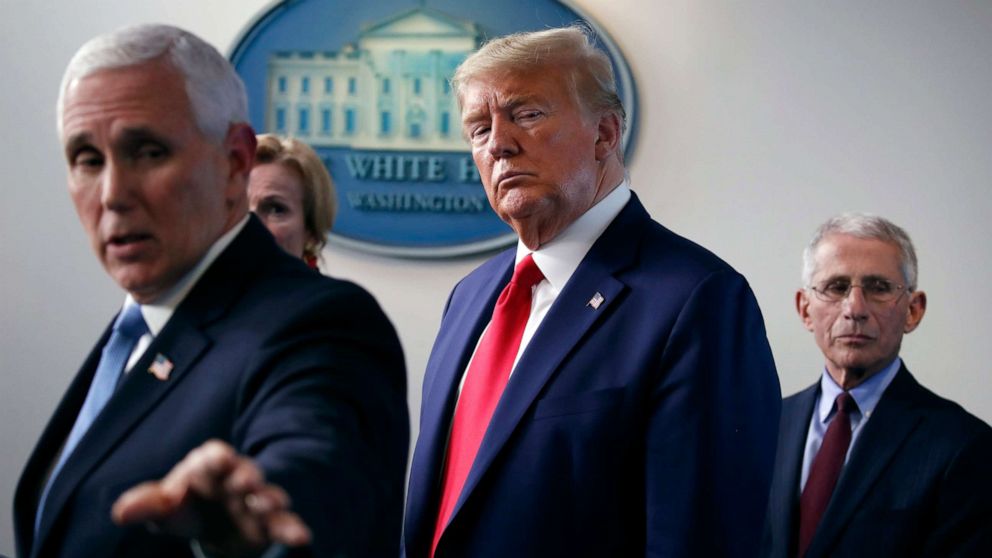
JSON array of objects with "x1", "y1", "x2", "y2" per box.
[
  {"x1": 841, "y1": 285, "x2": 870, "y2": 320},
  {"x1": 100, "y1": 161, "x2": 136, "y2": 211},
  {"x1": 487, "y1": 119, "x2": 520, "y2": 159}
]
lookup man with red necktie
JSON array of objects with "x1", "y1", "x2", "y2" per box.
[{"x1": 402, "y1": 26, "x2": 782, "y2": 558}]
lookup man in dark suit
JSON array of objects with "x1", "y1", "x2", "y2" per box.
[
  {"x1": 14, "y1": 24, "x2": 408, "y2": 558},
  {"x1": 403, "y1": 26, "x2": 782, "y2": 558},
  {"x1": 761, "y1": 213, "x2": 992, "y2": 558}
]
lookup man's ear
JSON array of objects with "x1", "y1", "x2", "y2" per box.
[
  {"x1": 904, "y1": 290, "x2": 927, "y2": 333},
  {"x1": 594, "y1": 111, "x2": 622, "y2": 162},
  {"x1": 224, "y1": 123, "x2": 257, "y2": 182},
  {"x1": 796, "y1": 289, "x2": 814, "y2": 331},
  {"x1": 220, "y1": 123, "x2": 256, "y2": 208}
]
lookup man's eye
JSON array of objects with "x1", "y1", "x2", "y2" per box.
[
  {"x1": 72, "y1": 149, "x2": 104, "y2": 169},
  {"x1": 515, "y1": 110, "x2": 542, "y2": 121},
  {"x1": 864, "y1": 279, "x2": 894, "y2": 294},
  {"x1": 470, "y1": 126, "x2": 490, "y2": 140},
  {"x1": 824, "y1": 281, "x2": 850, "y2": 295},
  {"x1": 136, "y1": 144, "x2": 168, "y2": 160}
]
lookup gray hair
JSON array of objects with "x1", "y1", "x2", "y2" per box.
[
  {"x1": 452, "y1": 25, "x2": 626, "y2": 158},
  {"x1": 57, "y1": 23, "x2": 247, "y2": 142},
  {"x1": 802, "y1": 212, "x2": 919, "y2": 290}
]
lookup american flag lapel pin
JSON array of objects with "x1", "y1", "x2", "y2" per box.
[
  {"x1": 148, "y1": 353, "x2": 174, "y2": 381},
  {"x1": 587, "y1": 292, "x2": 605, "y2": 309}
]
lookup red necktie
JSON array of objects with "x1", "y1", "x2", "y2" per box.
[
  {"x1": 430, "y1": 254, "x2": 544, "y2": 557},
  {"x1": 797, "y1": 391, "x2": 857, "y2": 557}
]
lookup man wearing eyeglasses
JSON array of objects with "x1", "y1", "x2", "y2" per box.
[{"x1": 760, "y1": 213, "x2": 992, "y2": 558}]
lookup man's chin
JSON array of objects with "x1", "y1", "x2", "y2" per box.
[
  {"x1": 844, "y1": 367, "x2": 869, "y2": 381},
  {"x1": 109, "y1": 267, "x2": 166, "y2": 302},
  {"x1": 831, "y1": 358, "x2": 892, "y2": 388}
]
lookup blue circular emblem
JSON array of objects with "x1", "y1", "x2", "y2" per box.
[{"x1": 231, "y1": 0, "x2": 637, "y2": 257}]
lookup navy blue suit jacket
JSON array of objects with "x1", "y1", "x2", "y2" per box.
[
  {"x1": 404, "y1": 194, "x2": 782, "y2": 557},
  {"x1": 15, "y1": 217, "x2": 409, "y2": 558},
  {"x1": 761, "y1": 365, "x2": 992, "y2": 558}
]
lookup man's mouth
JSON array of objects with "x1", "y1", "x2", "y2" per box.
[
  {"x1": 105, "y1": 232, "x2": 154, "y2": 259},
  {"x1": 496, "y1": 170, "x2": 532, "y2": 187},
  {"x1": 837, "y1": 333, "x2": 874, "y2": 343},
  {"x1": 109, "y1": 233, "x2": 153, "y2": 246}
]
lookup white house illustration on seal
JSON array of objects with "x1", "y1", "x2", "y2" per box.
[{"x1": 265, "y1": 7, "x2": 479, "y2": 151}]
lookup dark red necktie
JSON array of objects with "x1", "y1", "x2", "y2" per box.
[
  {"x1": 430, "y1": 254, "x2": 544, "y2": 557},
  {"x1": 797, "y1": 391, "x2": 857, "y2": 557}
]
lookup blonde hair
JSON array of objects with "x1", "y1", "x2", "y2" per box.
[
  {"x1": 452, "y1": 25, "x2": 626, "y2": 158},
  {"x1": 255, "y1": 134, "x2": 337, "y2": 258}
]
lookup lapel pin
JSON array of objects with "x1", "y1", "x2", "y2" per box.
[
  {"x1": 587, "y1": 292, "x2": 605, "y2": 309},
  {"x1": 148, "y1": 353, "x2": 174, "y2": 381}
]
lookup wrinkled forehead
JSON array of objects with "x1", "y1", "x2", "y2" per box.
[
  {"x1": 462, "y1": 68, "x2": 583, "y2": 124},
  {"x1": 62, "y1": 59, "x2": 187, "y2": 112},
  {"x1": 60, "y1": 52, "x2": 178, "y2": 125},
  {"x1": 811, "y1": 234, "x2": 904, "y2": 280},
  {"x1": 459, "y1": 60, "x2": 573, "y2": 101}
]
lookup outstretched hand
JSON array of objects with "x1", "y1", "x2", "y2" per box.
[{"x1": 112, "y1": 440, "x2": 311, "y2": 555}]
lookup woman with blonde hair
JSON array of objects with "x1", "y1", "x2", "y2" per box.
[{"x1": 249, "y1": 134, "x2": 337, "y2": 268}]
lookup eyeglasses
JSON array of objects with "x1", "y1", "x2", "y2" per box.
[{"x1": 808, "y1": 278, "x2": 907, "y2": 304}]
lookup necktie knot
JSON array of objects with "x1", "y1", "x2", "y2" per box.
[
  {"x1": 835, "y1": 391, "x2": 856, "y2": 416},
  {"x1": 511, "y1": 254, "x2": 544, "y2": 289},
  {"x1": 115, "y1": 304, "x2": 148, "y2": 340}
]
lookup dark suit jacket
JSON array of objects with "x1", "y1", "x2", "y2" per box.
[
  {"x1": 15, "y1": 217, "x2": 409, "y2": 558},
  {"x1": 404, "y1": 194, "x2": 782, "y2": 557},
  {"x1": 761, "y1": 365, "x2": 992, "y2": 558}
]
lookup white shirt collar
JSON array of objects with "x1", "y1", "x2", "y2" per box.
[
  {"x1": 125, "y1": 215, "x2": 250, "y2": 335},
  {"x1": 515, "y1": 179, "x2": 631, "y2": 291}
]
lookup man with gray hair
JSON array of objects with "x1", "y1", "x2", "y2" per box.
[
  {"x1": 14, "y1": 23, "x2": 408, "y2": 558},
  {"x1": 403, "y1": 26, "x2": 781, "y2": 557},
  {"x1": 761, "y1": 213, "x2": 992, "y2": 557}
]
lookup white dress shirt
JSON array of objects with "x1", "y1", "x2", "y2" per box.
[
  {"x1": 458, "y1": 179, "x2": 631, "y2": 391},
  {"x1": 122, "y1": 215, "x2": 249, "y2": 372}
]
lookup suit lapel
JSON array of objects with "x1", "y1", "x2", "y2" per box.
[
  {"x1": 31, "y1": 218, "x2": 271, "y2": 548},
  {"x1": 405, "y1": 250, "x2": 513, "y2": 554},
  {"x1": 33, "y1": 321, "x2": 211, "y2": 545},
  {"x1": 807, "y1": 366, "x2": 925, "y2": 558},
  {"x1": 421, "y1": 254, "x2": 513, "y2": 433},
  {"x1": 445, "y1": 196, "x2": 647, "y2": 531},
  {"x1": 767, "y1": 385, "x2": 818, "y2": 557}
]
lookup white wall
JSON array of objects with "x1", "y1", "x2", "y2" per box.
[{"x1": 2, "y1": 1, "x2": 990, "y2": 554}]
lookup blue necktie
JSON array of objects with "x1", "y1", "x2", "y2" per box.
[{"x1": 34, "y1": 304, "x2": 148, "y2": 535}]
